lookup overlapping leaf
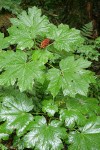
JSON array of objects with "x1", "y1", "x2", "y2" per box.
[
  {"x1": 77, "y1": 45, "x2": 100, "y2": 61},
  {"x1": 0, "y1": 122, "x2": 13, "y2": 140},
  {"x1": 47, "y1": 68, "x2": 62, "y2": 97},
  {"x1": 0, "y1": 33, "x2": 9, "y2": 50},
  {"x1": 13, "y1": 136, "x2": 24, "y2": 150},
  {"x1": 0, "y1": 144, "x2": 8, "y2": 150},
  {"x1": 47, "y1": 56, "x2": 95, "y2": 97},
  {"x1": 8, "y1": 7, "x2": 50, "y2": 50},
  {"x1": 42, "y1": 99, "x2": 58, "y2": 116},
  {"x1": 47, "y1": 24, "x2": 84, "y2": 51},
  {"x1": 23, "y1": 116, "x2": 67, "y2": 150},
  {"x1": 0, "y1": 50, "x2": 45, "y2": 91},
  {"x1": 0, "y1": 0, "x2": 21, "y2": 14},
  {"x1": 60, "y1": 109, "x2": 86, "y2": 128},
  {"x1": 0, "y1": 95, "x2": 33, "y2": 137},
  {"x1": 68, "y1": 117, "x2": 100, "y2": 150},
  {"x1": 64, "y1": 95, "x2": 100, "y2": 116},
  {"x1": 95, "y1": 37, "x2": 100, "y2": 48},
  {"x1": 32, "y1": 49, "x2": 53, "y2": 65}
]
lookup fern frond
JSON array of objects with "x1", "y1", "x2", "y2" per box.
[{"x1": 81, "y1": 21, "x2": 93, "y2": 38}]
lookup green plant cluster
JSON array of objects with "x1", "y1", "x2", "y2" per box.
[
  {"x1": 0, "y1": 7, "x2": 100, "y2": 150},
  {"x1": 0, "y1": 0, "x2": 22, "y2": 14},
  {"x1": 76, "y1": 22, "x2": 100, "y2": 61}
]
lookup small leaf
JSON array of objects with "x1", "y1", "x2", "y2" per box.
[
  {"x1": 77, "y1": 45, "x2": 100, "y2": 61},
  {"x1": 13, "y1": 136, "x2": 24, "y2": 150},
  {"x1": 60, "y1": 109, "x2": 86, "y2": 128},
  {"x1": 42, "y1": 99, "x2": 58, "y2": 116},
  {"x1": 0, "y1": 33, "x2": 9, "y2": 50},
  {"x1": 23, "y1": 116, "x2": 67, "y2": 150},
  {"x1": 0, "y1": 143, "x2": 8, "y2": 150},
  {"x1": 68, "y1": 117, "x2": 100, "y2": 150},
  {"x1": 0, "y1": 122, "x2": 13, "y2": 140},
  {"x1": 32, "y1": 49, "x2": 53, "y2": 65},
  {"x1": 0, "y1": 0, "x2": 22, "y2": 14},
  {"x1": 0, "y1": 95, "x2": 34, "y2": 137},
  {"x1": 47, "y1": 68, "x2": 62, "y2": 97}
]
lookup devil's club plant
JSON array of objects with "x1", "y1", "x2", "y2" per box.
[{"x1": 0, "y1": 7, "x2": 100, "y2": 150}]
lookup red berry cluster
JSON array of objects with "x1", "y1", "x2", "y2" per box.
[{"x1": 40, "y1": 38, "x2": 50, "y2": 48}]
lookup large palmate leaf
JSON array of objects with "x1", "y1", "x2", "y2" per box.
[
  {"x1": 47, "y1": 24, "x2": 84, "y2": 51},
  {"x1": 0, "y1": 33, "x2": 9, "y2": 50},
  {"x1": 8, "y1": 6, "x2": 50, "y2": 50},
  {"x1": 0, "y1": 50, "x2": 45, "y2": 91},
  {"x1": 47, "y1": 56, "x2": 95, "y2": 97},
  {"x1": 23, "y1": 116, "x2": 67, "y2": 150},
  {"x1": 42, "y1": 99, "x2": 58, "y2": 116},
  {"x1": 0, "y1": 95, "x2": 33, "y2": 137},
  {"x1": 68, "y1": 117, "x2": 100, "y2": 150},
  {"x1": 60, "y1": 109, "x2": 86, "y2": 128}
]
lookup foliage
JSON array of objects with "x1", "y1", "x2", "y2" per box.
[
  {"x1": 95, "y1": 37, "x2": 100, "y2": 48},
  {"x1": 0, "y1": 0, "x2": 22, "y2": 14},
  {"x1": 81, "y1": 22, "x2": 94, "y2": 39},
  {"x1": 89, "y1": 77, "x2": 100, "y2": 101},
  {"x1": 0, "y1": 6, "x2": 100, "y2": 150},
  {"x1": 0, "y1": 33, "x2": 9, "y2": 50},
  {"x1": 0, "y1": 144, "x2": 8, "y2": 150},
  {"x1": 76, "y1": 22, "x2": 100, "y2": 61},
  {"x1": 68, "y1": 117, "x2": 100, "y2": 150},
  {"x1": 77, "y1": 44, "x2": 100, "y2": 61}
]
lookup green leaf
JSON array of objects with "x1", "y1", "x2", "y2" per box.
[
  {"x1": 13, "y1": 136, "x2": 24, "y2": 150},
  {"x1": 0, "y1": 50, "x2": 45, "y2": 91},
  {"x1": 47, "y1": 24, "x2": 84, "y2": 51},
  {"x1": 0, "y1": 33, "x2": 9, "y2": 50},
  {"x1": 0, "y1": 144, "x2": 8, "y2": 150},
  {"x1": 23, "y1": 116, "x2": 67, "y2": 150},
  {"x1": 77, "y1": 45, "x2": 100, "y2": 61},
  {"x1": 60, "y1": 109, "x2": 86, "y2": 128},
  {"x1": 0, "y1": 95, "x2": 33, "y2": 137},
  {"x1": 8, "y1": 6, "x2": 50, "y2": 50},
  {"x1": 8, "y1": 26, "x2": 34, "y2": 50},
  {"x1": 32, "y1": 49, "x2": 53, "y2": 65},
  {"x1": 0, "y1": 0, "x2": 22, "y2": 14},
  {"x1": 0, "y1": 122, "x2": 13, "y2": 140},
  {"x1": 42, "y1": 99, "x2": 58, "y2": 116},
  {"x1": 47, "y1": 56, "x2": 95, "y2": 97},
  {"x1": 95, "y1": 37, "x2": 100, "y2": 48},
  {"x1": 0, "y1": 50, "x2": 15, "y2": 69},
  {"x1": 68, "y1": 117, "x2": 100, "y2": 150},
  {"x1": 64, "y1": 95, "x2": 100, "y2": 116},
  {"x1": 47, "y1": 68, "x2": 62, "y2": 97}
]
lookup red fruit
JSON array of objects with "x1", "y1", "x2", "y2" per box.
[{"x1": 40, "y1": 38, "x2": 50, "y2": 48}]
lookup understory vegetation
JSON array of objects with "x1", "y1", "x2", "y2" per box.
[{"x1": 0, "y1": 1, "x2": 100, "y2": 150}]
